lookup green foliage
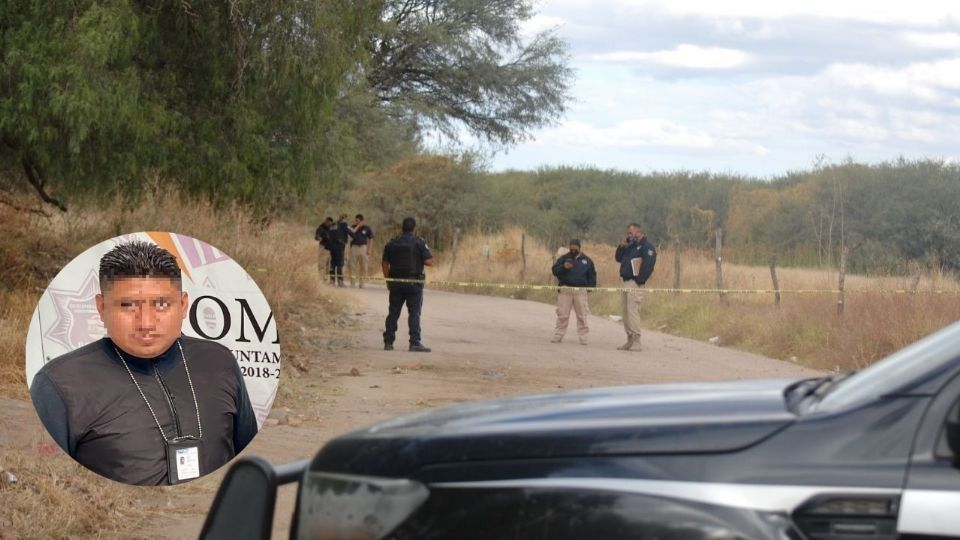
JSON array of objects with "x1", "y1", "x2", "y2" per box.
[
  {"x1": 389, "y1": 159, "x2": 960, "y2": 274},
  {"x1": 365, "y1": 0, "x2": 572, "y2": 145},
  {"x1": 478, "y1": 167, "x2": 747, "y2": 249},
  {"x1": 349, "y1": 154, "x2": 484, "y2": 248},
  {"x1": 2, "y1": 0, "x2": 574, "y2": 212},
  {"x1": 1, "y1": 1, "x2": 382, "y2": 210}
]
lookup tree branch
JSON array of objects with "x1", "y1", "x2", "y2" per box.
[{"x1": 22, "y1": 158, "x2": 67, "y2": 212}]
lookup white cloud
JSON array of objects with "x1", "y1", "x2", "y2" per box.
[
  {"x1": 538, "y1": 119, "x2": 769, "y2": 155},
  {"x1": 611, "y1": 0, "x2": 960, "y2": 25},
  {"x1": 825, "y1": 58, "x2": 960, "y2": 101},
  {"x1": 521, "y1": 13, "x2": 567, "y2": 38},
  {"x1": 898, "y1": 127, "x2": 938, "y2": 143},
  {"x1": 492, "y1": 1, "x2": 960, "y2": 175},
  {"x1": 711, "y1": 18, "x2": 782, "y2": 39},
  {"x1": 589, "y1": 44, "x2": 752, "y2": 69},
  {"x1": 831, "y1": 118, "x2": 889, "y2": 142},
  {"x1": 900, "y1": 31, "x2": 960, "y2": 49}
]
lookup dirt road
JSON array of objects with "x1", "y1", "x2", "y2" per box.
[
  {"x1": 176, "y1": 285, "x2": 818, "y2": 538},
  {"x1": 6, "y1": 286, "x2": 820, "y2": 538}
]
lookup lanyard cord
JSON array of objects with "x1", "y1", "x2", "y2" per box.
[{"x1": 115, "y1": 339, "x2": 203, "y2": 443}]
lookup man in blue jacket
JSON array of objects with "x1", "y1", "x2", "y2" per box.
[
  {"x1": 551, "y1": 239, "x2": 597, "y2": 345},
  {"x1": 614, "y1": 223, "x2": 657, "y2": 351}
]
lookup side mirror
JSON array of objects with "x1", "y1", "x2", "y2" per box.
[
  {"x1": 200, "y1": 457, "x2": 308, "y2": 540},
  {"x1": 200, "y1": 457, "x2": 277, "y2": 540}
]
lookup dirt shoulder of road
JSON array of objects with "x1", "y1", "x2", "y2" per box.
[{"x1": 0, "y1": 285, "x2": 819, "y2": 539}]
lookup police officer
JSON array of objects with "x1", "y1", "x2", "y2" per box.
[
  {"x1": 314, "y1": 217, "x2": 334, "y2": 283},
  {"x1": 614, "y1": 223, "x2": 657, "y2": 351},
  {"x1": 328, "y1": 215, "x2": 351, "y2": 287},
  {"x1": 347, "y1": 213, "x2": 374, "y2": 288},
  {"x1": 381, "y1": 217, "x2": 433, "y2": 352},
  {"x1": 551, "y1": 239, "x2": 597, "y2": 345}
]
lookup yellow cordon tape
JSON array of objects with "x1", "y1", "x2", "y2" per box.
[{"x1": 285, "y1": 274, "x2": 960, "y2": 295}]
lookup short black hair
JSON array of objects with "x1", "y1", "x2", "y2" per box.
[
  {"x1": 568, "y1": 238, "x2": 581, "y2": 247},
  {"x1": 402, "y1": 217, "x2": 416, "y2": 232},
  {"x1": 99, "y1": 241, "x2": 181, "y2": 292},
  {"x1": 324, "y1": 216, "x2": 334, "y2": 223},
  {"x1": 355, "y1": 214, "x2": 364, "y2": 221},
  {"x1": 628, "y1": 223, "x2": 643, "y2": 230}
]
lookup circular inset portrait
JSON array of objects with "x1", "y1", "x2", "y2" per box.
[{"x1": 24, "y1": 232, "x2": 281, "y2": 486}]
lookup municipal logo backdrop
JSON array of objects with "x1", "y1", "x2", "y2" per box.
[{"x1": 24, "y1": 232, "x2": 280, "y2": 427}]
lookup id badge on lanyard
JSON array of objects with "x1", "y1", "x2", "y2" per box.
[
  {"x1": 166, "y1": 437, "x2": 202, "y2": 485},
  {"x1": 115, "y1": 340, "x2": 205, "y2": 486}
]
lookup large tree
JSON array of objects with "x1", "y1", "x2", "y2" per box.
[
  {"x1": 1, "y1": 0, "x2": 376, "y2": 210},
  {"x1": 364, "y1": 0, "x2": 572, "y2": 146}
]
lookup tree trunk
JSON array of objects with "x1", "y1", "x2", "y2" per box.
[
  {"x1": 715, "y1": 228, "x2": 726, "y2": 304},
  {"x1": 769, "y1": 256, "x2": 781, "y2": 308}
]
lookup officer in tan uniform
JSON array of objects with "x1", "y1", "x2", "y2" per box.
[
  {"x1": 614, "y1": 223, "x2": 657, "y2": 351},
  {"x1": 348, "y1": 214, "x2": 374, "y2": 288},
  {"x1": 550, "y1": 239, "x2": 597, "y2": 345}
]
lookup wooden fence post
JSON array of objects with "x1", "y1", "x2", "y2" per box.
[
  {"x1": 520, "y1": 232, "x2": 527, "y2": 284},
  {"x1": 715, "y1": 228, "x2": 726, "y2": 304},
  {"x1": 910, "y1": 262, "x2": 922, "y2": 294},
  {"x1": 447, "y1": 227, "x2": 460, "y2": 278},
  {"x1": 769, "y1": 256, "x2": 781, "y2": 307},
  {"x1": 673, "y1": 237, "x2": 681, "y2": 294},
  {"x1": 837, "y1": 246, "x2": 848, "y2": 316}
]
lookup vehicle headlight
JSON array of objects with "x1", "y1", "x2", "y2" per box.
[{"x1": 296, "y1": 472, "x2": 430, "y2": 540}]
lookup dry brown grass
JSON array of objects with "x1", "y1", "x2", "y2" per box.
[
  {"x1": 0, "y1": 190, "x2": 351, "y2": 538},
  {"x1": 0, "y1": 448, "x2": 151, "y2": 539},
  {"x1": 432, "y1": 228, "x2": 960, "y2": 371}
]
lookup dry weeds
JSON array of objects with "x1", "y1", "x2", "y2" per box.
[
  {"x1": 433, "y1": 228, "x2": 960, "y2": 371},
  {"x1": 0, "y1": 448, "x2": 149, "y2": 539}
]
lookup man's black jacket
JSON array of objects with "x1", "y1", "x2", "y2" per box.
[
  {"x1": 552, "y1": 251, "x2": 597, "y2": 287},
  {"x1": 30, "y1": 336, "x2": 258, "y2": 485}
]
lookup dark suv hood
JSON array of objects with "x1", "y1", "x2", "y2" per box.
[{"x1": 312, "y1": 379, "x2": 797, "y2": 477}]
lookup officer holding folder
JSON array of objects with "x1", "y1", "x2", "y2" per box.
[{"x1": 614, "y1": 223, "x2": 657, "y2": 351}]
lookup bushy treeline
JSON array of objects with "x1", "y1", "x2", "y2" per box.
[
  {"x1": 507, "y1": 159, "x2": 960, "y2": 274},
  {"x1": 355, "y1": 156, "x2": 960, "y2": 274}
]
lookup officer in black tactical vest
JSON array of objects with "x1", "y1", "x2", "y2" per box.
[{"x1": 381, "y1": 217, "x2": 434, "y2": 352}]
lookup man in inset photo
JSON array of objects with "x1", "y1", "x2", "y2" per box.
[{"x1": 30, "y1": 241, "x2": 258, "y2": 485}]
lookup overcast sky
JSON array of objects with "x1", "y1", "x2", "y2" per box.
[{"x1": 489, "y1": 0, "x2": 960, "y2": 177}]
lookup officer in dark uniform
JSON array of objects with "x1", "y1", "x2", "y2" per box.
[
  {"x1": 315, "y1": 217, "x2": 335, "y2": 283},
  {"x1": 550, "y1": 238, "x2": 597, "y2": 344},
  {"x1": 328, "y1": 215, "x2": 351, "y2": 287},
  {"x1": 381, "y1": 217, "x2": 433, "y2": 352}
]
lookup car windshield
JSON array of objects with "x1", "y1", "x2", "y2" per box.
[{"x1": 809, "y1": 320, "x2": 960, "y2": 413}]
